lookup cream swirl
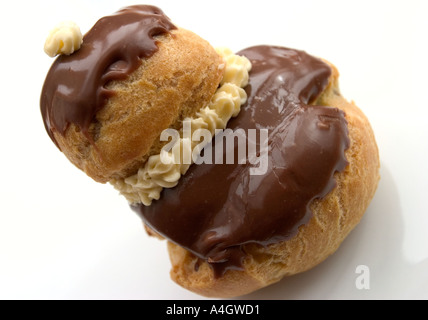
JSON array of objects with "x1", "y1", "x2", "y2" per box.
[
  {"x1": 111, "y1": 50, "x2": 251, "y2": 206},
  {"x1": 44, "y1": 21, "x2": 83, "y2": 57}
]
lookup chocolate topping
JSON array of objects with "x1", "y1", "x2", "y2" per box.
[
  {"x1": 40, "y1": 5, "x2": 176, "y2": 148},
  {"x1": 132, "y1": 45, "x2": 350, "y2": 276}
]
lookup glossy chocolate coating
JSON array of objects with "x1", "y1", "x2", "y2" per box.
[
  {"x1": 133, "y1": 45, "x2": 350, "y2": 276},
  {"x1": 40, "y1": 5, "x2": 176, "y2": 148}
]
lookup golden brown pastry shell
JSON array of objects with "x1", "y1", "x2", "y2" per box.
[
  {"x1": 165, "y1": 62, "x2": 380, "y2": 298},
  {"x1": 53, "y1": 28, "x2": 224, "y2": 183}
]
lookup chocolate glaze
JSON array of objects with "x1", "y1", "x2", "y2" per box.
[
  {"x1": 40, "y1": 5, "x2": 176, "y2": 148},
  {"x1": 132, "y1": 45, "x2": 350, "y2": 277}
]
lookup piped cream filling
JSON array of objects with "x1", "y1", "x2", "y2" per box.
[
  {"x1": 110, "y1": 48, "x2": 252, "y2": 206},
  {"x1": 44, "y1": 21, "x2": 83, "y2": 57}
]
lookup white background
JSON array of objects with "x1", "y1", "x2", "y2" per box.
[{"x1": 0, "y1": 0, "x2": 427, "y2": 299}]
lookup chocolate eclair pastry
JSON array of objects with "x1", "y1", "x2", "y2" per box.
[
  {"x1": 41, "y1": 6, "x2": 379, "y2": 298},
  {"x1": 134, "y1": 46, "x2": 380, "y2": 297}
]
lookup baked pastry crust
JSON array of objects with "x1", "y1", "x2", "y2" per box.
[
  {"x1": 45, "y1": 21, "x2": 379, "y2": 297},
  {"x1": 53, "y1": 28, "x2": 224, "y2": 183},
  {"x1": 165, "y1": 62, "x2": 380, "y2": 298}
]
